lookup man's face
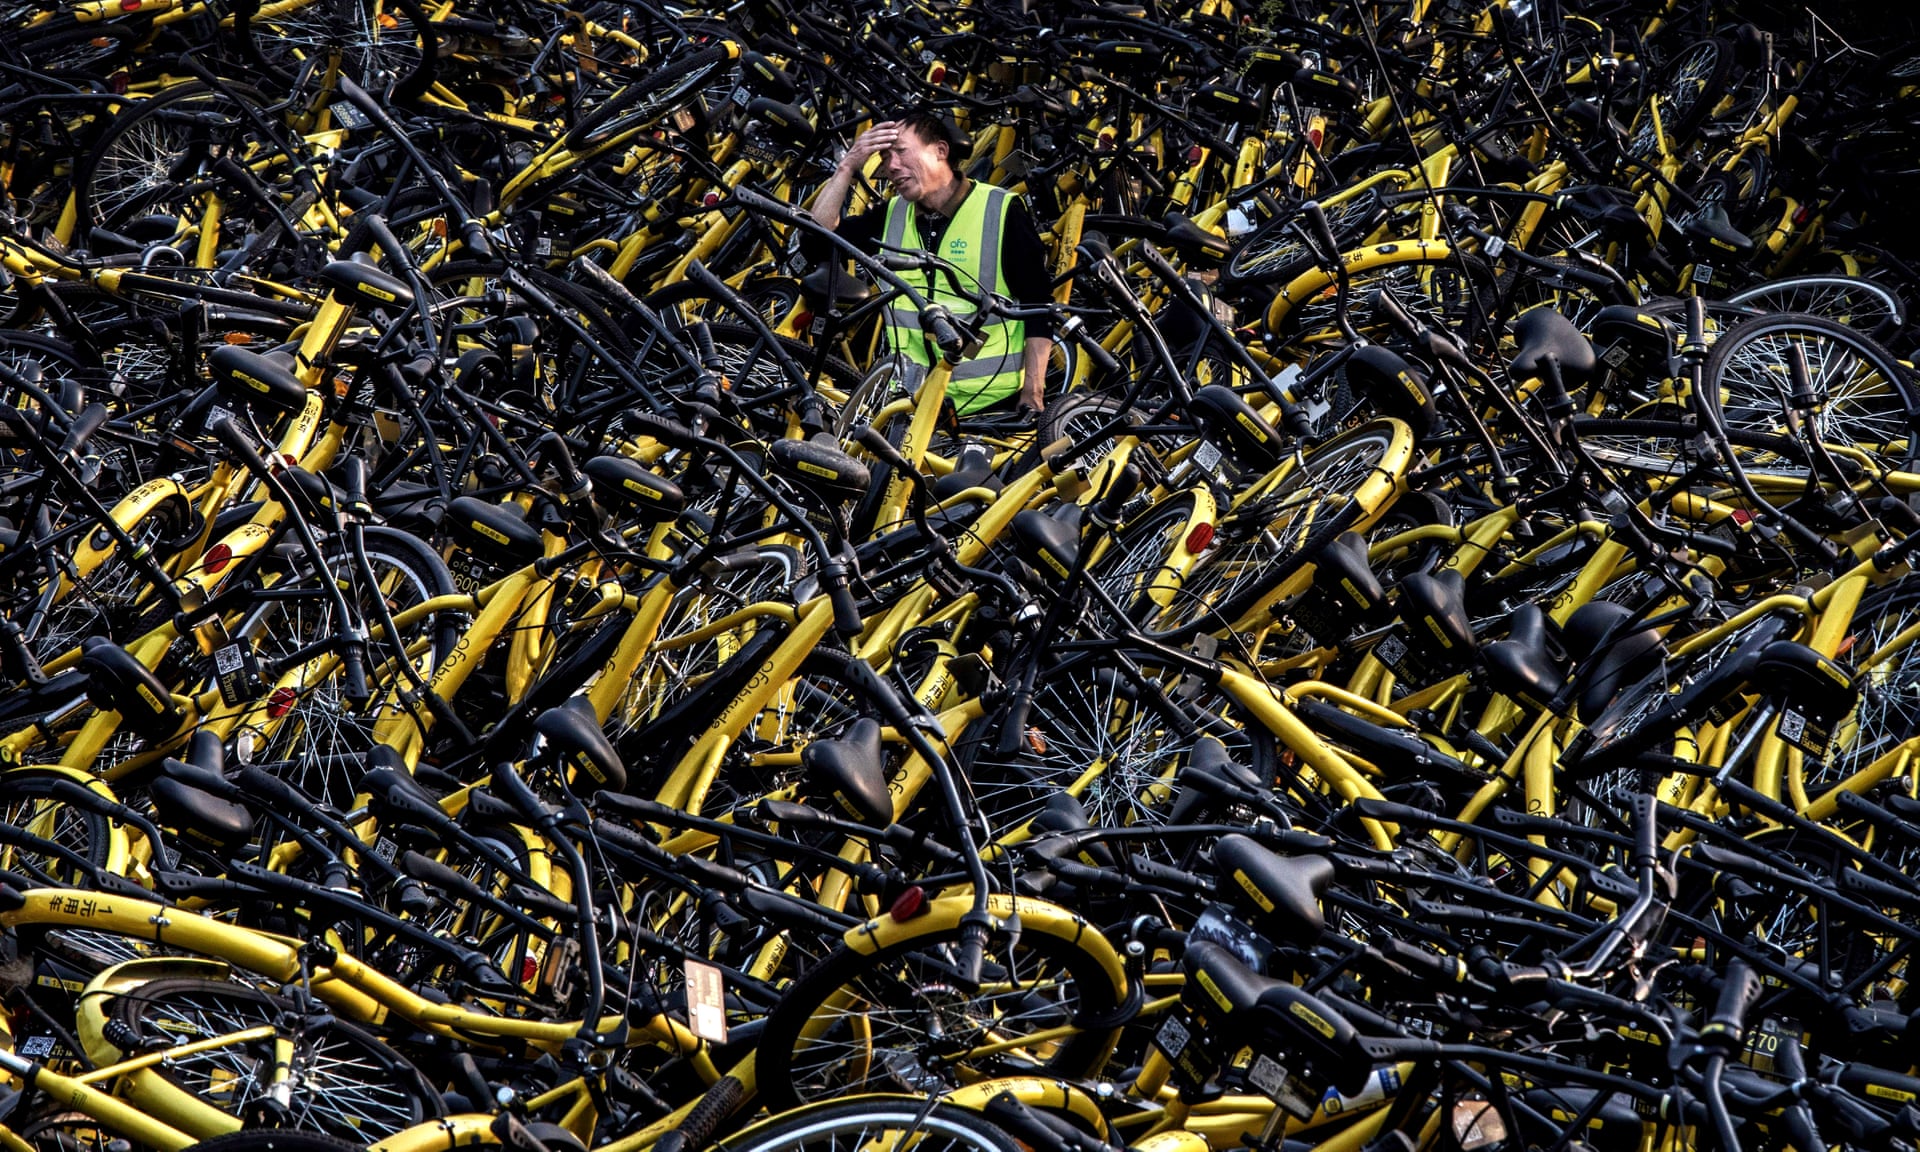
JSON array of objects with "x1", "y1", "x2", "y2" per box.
[{"x1": 880, "y1": 123, "x2": 950, "y2": 204}]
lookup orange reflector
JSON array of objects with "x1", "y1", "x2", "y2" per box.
[{"x1": 889, "y1": 886, "x2": 928, "y2": 921}]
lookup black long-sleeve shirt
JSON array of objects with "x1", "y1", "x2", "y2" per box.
[{"x1": 808, "y1": 189, "x2": 1056, "y2": 339}]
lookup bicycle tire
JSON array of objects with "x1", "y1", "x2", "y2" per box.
[
  {"x1": 1726, "y1": 276, "x2": 1907, "y2": 344},
  {"x1": 716, "y1": 1097, "x2": 1023, "y2": 1152},
  {"x1": 1220, "y1": 188, "x2": 1386, "y2": 293},
  {"x1": 183, "y1": 1133, "x2": 367, "y2": 1152},
  {"x1": 72, "y1": 83, "x2": 274, "y2": 237},
  {"x1": 1702, "y1": 311, "x2": 1920, "y2": 470},
  {"x1": 239, "y1": 0, "x2": 438, "y2": 102},
  {"x1": 0, "y1": 770, "x2": 118, "y2": 885},
  {"x1": 228, "y1": 526, "x2": 459, "y2": 808},
  {"x1": 565, "y1": 46, "x2": 737, "y2": 152},
  {"x1": 101, "y1": 977, "x2": 441, "y2": 1141},
  {"x1": 954, "y1": 647, "x2": 1257, "y2": 833},
  {"x1": 753, "y1": 899, "x2": 1124, "y2": 1113},
  {"x1": 1151, "y1": 418, "x2": 1411, "y2": 635}
]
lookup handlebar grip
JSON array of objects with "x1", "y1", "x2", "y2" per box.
[
  {"x1": 356, "y1": 213, "x2": 423, "y2": 277},
  {"x1": 626, "y1": 411, "x2": 700, "y2": 449},
  {"x1": 1632, "y1": 790, "x2": 1659, "y2": 869},
  {"x1": 537, "y1": 432, "x2": 588, "y2": 498},
  {"x1": 1093, "y1": 463, "x2": 1142, "y2": 526},
  {"x1": 1706, "y1": 958, "x2": 1762, "y2": 1045},
  {"x1": 853, "y1": 425, "x2": 915, "y2": 475},
  {"x1": 1073, "y1": 326, "x2": 1122, "y2": 379},
  {"x1": 1369, "y1": 288, "x2": 1427, "y2": 344},
  {"x1": 922, "y1": 307, "x2": 966, "y2": 362},
  {"x1": 1301, "y1": 200, "x2": 1341, "y2": 263},
  {"x1": 489, "y1": 761, "x2": 553, "y2": 828},
  {"x1": 58, "y1": 402, "x2": 110, "y2": 458},
  {"x1": 458, "y1": 219, "x2": 493, "y2": 261},
  {"x1": 339, "y1": 643, "x2": 371, "y2": 705},
  {"x1": 955, "y1": 917, "x2": 991, "y2": 988},
  {"x1": 210, "y1": 415, "x2": 273, "y2": 478},
  {"x1": 994, "y1": 690, "x2": 1034, "y2": 756},
  {"x1": 236, "y1": 764, "x2": 302, "y2": 809},
  {"x1": 826, "y1": 575, "x2": 864, "y2": 639},
  {"x1": 340, "y1": 454, "x2": 369, "y2": 514},
  {"x1": 688, "y1": 320, "x2": 723, "y2": 371}
]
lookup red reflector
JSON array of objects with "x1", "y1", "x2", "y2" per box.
[
  {"x1": 1186, "y1": 522, "x2": 1215, "y2": 552},
  {"x1": 1186, "y1": 145, "x2": 1204, "y2": 165},
  {"x1": 1731, "y1": 510, "x2": 1753, "y2": 526},
  {"x1": 119, "y1": 0, "x2": 140, "y2": 10},
  {"x1": 203, "y1": 543, "x2": 233, "y2": 574},
  {"x1": 889, "y1": 886, "x2": 928, "y2": 921},
  {"x1": 1793, "y1": 205, "x2": 1810, "y2": 226},
  {"x1": 266, "y1": 687, "x2": 298, "y2": 719},
  {"x1": 702, "y1": 191, "x2": 720, "y2": 208},
  {"x1": 109, "y1": 71, "x2": 129, "y2": 94},
  {"x1": 793, "y1": 311, "x2": 813, "y2": 332},
  {"x1": 929, "y1": 64, "x2": 947, "y2": 84},
  {"x1": 283, "y1": 454, "x2": 299, "y2": 467},
  {"x1": 1309, "y1": 127, "x2": 1324, "y2": 149},
  {"x1": 523, "y1": 956, "x2": 540, "y2": 983}
]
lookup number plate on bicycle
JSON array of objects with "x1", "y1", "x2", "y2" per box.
[
  {"x1": 1153, "y1": 1009, "x2": 1219, "y2": 1090},
  {"x1": 1245, "y1": 1052, "x2": 1319, "y2": 1119},
  {"x1": 213, "y1": 643, "x2": 264, "y2": 708},
  {"x1": 331, "y1": 102, "x2": 369, "y2": 130},
  {"x1": 1776, "y1": 707, "x2": 1832, "y2": 758},
  {"x1": 447, "y1": 550, "x2": 484, "y2": 595}
]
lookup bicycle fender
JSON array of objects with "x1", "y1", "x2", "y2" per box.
[{"x1": 837, "y1": 892, "x2": 1127, "y2": 995}]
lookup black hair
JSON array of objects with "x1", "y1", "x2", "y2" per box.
[{"x1": 895, "y1": 106, "x2": 972, "y2": 172}]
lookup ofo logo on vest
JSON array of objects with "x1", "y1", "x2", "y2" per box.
[{"x1": 948, "y1": 238, "x2": 968, "y2": 255}]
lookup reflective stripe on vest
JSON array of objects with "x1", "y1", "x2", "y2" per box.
[{"x1": 881, "y1": 182, "x2": 1027, "y2": 414}]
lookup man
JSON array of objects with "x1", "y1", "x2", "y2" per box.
[{"x1": 811, "y1": 109, "x2": 1054, "y2": 418}]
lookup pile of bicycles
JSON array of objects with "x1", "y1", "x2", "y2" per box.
[{"x1": 6, "y1": 0, "x2": 1920, "y2": 1150}]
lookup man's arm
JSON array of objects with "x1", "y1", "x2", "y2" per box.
[
  {"x1": 814, "y1": 121, "x2": 899, "y2": 231},
  {"x1": 1003, "y1": 199, "x2": 1055, "y2": 415},
  {"x1": 1020, "y1": 336, "x2": 1052, "y2": 414}
]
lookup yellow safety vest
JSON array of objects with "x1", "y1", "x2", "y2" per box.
[{"x1": 881, "y1": 181, "x2": 1027, "y2": 415}]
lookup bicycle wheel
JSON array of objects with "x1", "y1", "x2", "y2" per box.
[
  {"x1": 566, "y1": 46, "x2": 738, "y2": 151},
  {"x1": 228, "y1": 526, "x2": 458, "y2": 808},
  {"x1": 1726, "y1": 276, "x2": 1907, "y2": 344},
  {"x1": 29, "y1": 484, "x2": 194, "y2": 666},
  {"x1": 608, "y1": 545, "x2": 809, "y2": 790},
  {"x1": 716, "y1": 1097, "x2": 1022, "y2": 1152},
  {"x1": 1624, "y1": 36, "x2": 1731, "y2": 159},
  {"x1": 1702, "y1": 312, "x2": 1920, "y2": 470},
  {"x1": 1220, "y1": 187, "x2": 1387, "y2": 293},
  {"x1": 102, "y1": 977, "x2": 440, "y2": 1141},
  {"x1": 1151, "y1": 419, "x2": 1410, "y2": 634},
  {"x1": 1089, "y1": 488, "x2": 1211, "y2": 621},
  {"x1": 240, "y1": 0, "x2": 436, "y2": 101},
  {"x1": 955, "y1": 651, "x2": 1255, "y2": 834},
  {"x1": 72, "y1": 83, "x2": 275, "y2": 237},
  {"x1": 754, "y1": 898, "x2": 1124, "y2": 1113},
  {"x1": 183, "y1": 1132, "x2": 367, "y2": 1152},
  {"x1": 0, "y1": 770, "x2": 117, "y2": 885},
  {"x1": 1817, "y1": 581, "x2": 1920, "y2": 800}
]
